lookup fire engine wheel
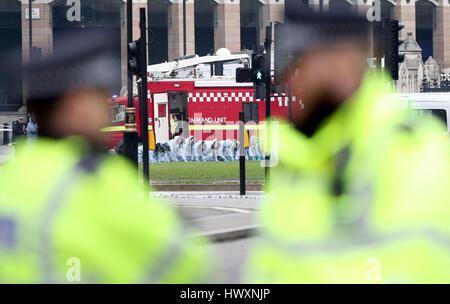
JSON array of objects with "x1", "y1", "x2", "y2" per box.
[{"x1": 115, "y1": 139, "x2": 124, "y2": 155}]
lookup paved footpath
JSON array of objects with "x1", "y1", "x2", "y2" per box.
[{"x1": 0, "y1": 145, "x2": 13, "y2": 164}]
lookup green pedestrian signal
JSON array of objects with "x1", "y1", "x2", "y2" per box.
[
  {"x1": 257, "y1": 71, "x2": 262, "y2": 80},
  {"x1": 251, "y1": 48, "x2": 267, "y2": 83},
  {"x1": 252, "y1": 69, "x2": 266, "y2": 83}
]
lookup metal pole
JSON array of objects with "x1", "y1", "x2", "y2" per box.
[
  {"x1": 373, "y1": 21, "x2": 382, "y2": 71},
  {"x1": 140, "y1": 8, "x2": 150, "y2": 184},
  {"x1": 255, "y1": 2, "x2": 260, "y2": 47},
  {"x1": 27, "y1": 0, "x2": 33, "y2": 117},
  {"x1": 264, "y1": 24, "x2": 272, "y2": 192},
  {"x1": 29, "y1": 0, "x2": 32, "y2": 61},
  {"x1": 147, "y1": 0, "x2": 151, "y2": 63},
  {"x1": 124, "y1": 0, "x2": 138, "y2": 167},
  {"x1": 265, "y1": 25, "x2": 272, "y2": 124},
  {"x1": 239, "y1": 112, "x2": 246, "y2": 196},
  {"x1": 288, "y1": 80, "x2": 293, "y2": 125},
  {"x1": 127, "y1": 0, "x2": 133, "y2": 109},
  {"x1": 183, "y1": 0, "x2": 187, "y2": 55},
  {"x1": 3, "y1": 123, "x2": 10, "y2": 145}
]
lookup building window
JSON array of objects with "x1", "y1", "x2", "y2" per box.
[
  {"x1": 195, "y1": 0, "x2": 215, "y2": 56},
  {"x1": 111, "y1": 104, "x2": 125, "y2": 123},
  {"x1": 328, "y1": 0, "x2": 353, "y2": 14},
  {"x1": 412, "y1": 109, "x2": 448, "y2": 128},
  {"x1": 149, "y1": 0, "x2": 169, "y2": 64},
  {"x1": 415, "y1": 0, "x2": 435, "y2": 60},
  {"x1": 381, "y1": 0, "x2": 394, "y2": 20},
  {"x1": 51, "y1": 0, "x2": 122, "y2": 94},
  {"x1": 0, "y1": 0, "x2": 22, "y2": 112},
  {"x1": 240, "y1": 0, "x2": 261, "y2": 51}
]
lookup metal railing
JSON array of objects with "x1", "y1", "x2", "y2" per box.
[{"x1": 421, "y1": 73, "x2": 450, "y2": 93}]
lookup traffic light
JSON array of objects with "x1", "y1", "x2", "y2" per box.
[
  {"x1": 382, "y1": 19, "x2": 404, "y2": 80},
  {"x1": 251, "y1": 50, "x2": 267, "y2": 83},
  {"x1": 252, "y1": 47, "x2": 268, "y2": 99},
  {"x1": 128, "y1": 39, "x2": 141, "y2": 76},
  {"x1": 235, "y1": 47, "x2": 267, "y2": 84},
  {"x1": 236, "y1": 67, "x2": 252, "y2": 83}
]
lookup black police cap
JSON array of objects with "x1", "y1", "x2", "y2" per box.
[
  {"x1": 277, "y1": 5, "x2": 369, "y2": 72},
  {"x1": 24, "y1": 30, "x2": 120, "y2": 101}
]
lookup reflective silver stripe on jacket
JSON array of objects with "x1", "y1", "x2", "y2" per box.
[
  {"x1": 39, "y1": 156, "x2": 209, "y2": 284},
  {"x1": 265, "y1": 141, "x2": 450, "y2": 256},
  {"x1": 143, "y1": 224, "x2": 211, "y2": 284},
  {"x1": 40, "y1": 154, "x2": 103, "y2": 283},
  {"x1": 40, "y1": 163, "x2": 86, "y2": 283}
]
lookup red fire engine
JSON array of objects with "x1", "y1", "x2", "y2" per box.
[{"x1": 102, "y1": 51, "x2": 303, "y2": 150}]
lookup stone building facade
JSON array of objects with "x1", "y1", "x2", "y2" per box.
[
  {"x1": 398, "y1": 32, "x2": 424, "y2": 93},
  {"x1": 397, "y1": 31, "x2": 448, "y2": 92}
]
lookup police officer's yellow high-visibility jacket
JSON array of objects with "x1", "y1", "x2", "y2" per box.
[
  {"x1": 0, "y1": 137, "x2": 211, "y2": 283},
  {"x1": 246, "y1": 72, "x2": 450, "y2": 283}
]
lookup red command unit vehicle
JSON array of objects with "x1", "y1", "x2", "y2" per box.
[{"x1": 102, "y1": 51, "x2": 303, "y2": 150}]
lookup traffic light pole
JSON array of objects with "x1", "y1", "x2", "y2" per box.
[
  {"x1": 183, "y1": 0, "x2": 187, "y2": 56},
  {"x1": 29, "y1": 0, "x2": 32, "y2": 62},
  {"x1": 27, "y1": 0, "x2": 33, "y2": 119},
  {"x1": 288, "y1": 80, "x2": 293, "y2": 125},
  {"x1": 124, "y1": 0, "x2": 138, "y2": 167},
  {"x1": 264, "y1": 24, "x2": 272, "y2": 192},
  {"x1": 381, "y1": 18, "x2": 404, "y2": 81},
  {"x1": 147, "y1": 0, "x2": 151, "y2": 64},
  {"x1": 239, "y1": 112, "x2": 246, "y2": 196},
  {"x1": 140, "y1": 8, "x2": 150, "y2": 184},
  {"x1": 373, "y1": 21, "x2": 382, "y2": 71}
]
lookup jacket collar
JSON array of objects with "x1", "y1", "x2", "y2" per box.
[{"x1": 278, "y1": 71, "x2": 393, "y2": 171}]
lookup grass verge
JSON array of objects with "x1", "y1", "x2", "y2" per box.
[{"x1": 139, "y1": 161, "x2": 264, "y2": 184}]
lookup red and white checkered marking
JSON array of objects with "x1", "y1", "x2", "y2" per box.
[
  {"x1": 188, "y1": 91, "x2": 254, "y2": 103},
  {"x1": 176, "y1": 91, "x2": 303, "y2": 108}
]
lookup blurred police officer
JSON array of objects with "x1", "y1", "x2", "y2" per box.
[
  {"x1": 0, "y1": 32, "x2": 211, "y2": 283},
  {"x1": 12, "y1": 116, "x2": 25, "y2": 143},
  {"x1": 246, "y1": 6, "x2": 450, "y2": 283}
]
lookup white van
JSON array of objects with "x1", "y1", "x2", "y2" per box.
[{"x1": 387, "y1": 93, "x2": 450, "y2": 135}]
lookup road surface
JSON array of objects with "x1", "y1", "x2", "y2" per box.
[
  {"x1": 159, "y1": 192, "x2": 263, "y2": 283},
  {"x1": 209, "y1": 236, "x2": 259, "y2": 283}
]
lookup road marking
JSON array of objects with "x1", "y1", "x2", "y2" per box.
[{"x1": 172, "y1": 204, "x2": 252, "y2": 214}]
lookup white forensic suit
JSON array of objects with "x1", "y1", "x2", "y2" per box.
[
  {"x1": 204, "y1": 139, "x2": 221, "y2": 161},
  {"x1": 193, "y1": 140, "x2": 207, "y2": 162},
  {"x1": 183, "y1": 136, "x2": 196, "y2": 162}
]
